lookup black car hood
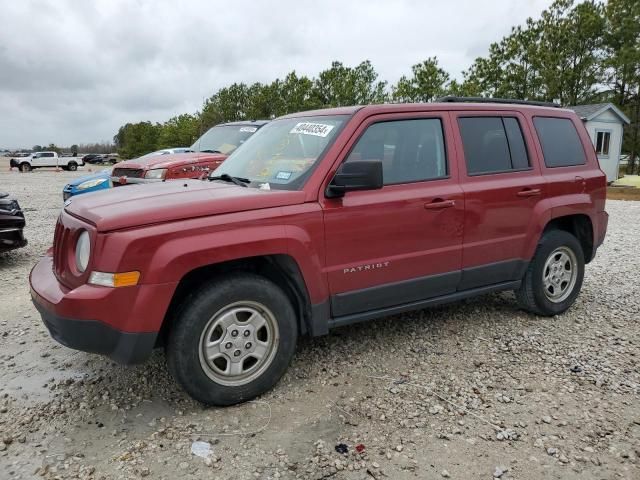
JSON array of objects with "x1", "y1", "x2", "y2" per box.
[{"x1": 0, "y1": 192, "x2": 9, "y2": 199}]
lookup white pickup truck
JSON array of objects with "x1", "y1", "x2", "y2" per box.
[{"x1": 10, "y1": 152, "x2": 84, "y2": 172}]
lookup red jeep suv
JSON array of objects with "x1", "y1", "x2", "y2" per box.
[
  {"x1": 110, "y1": 120, "x2": 267, "y2": 185},
  {"x1": 30, "y1": 98, "x2": 608, "y2": 405}
]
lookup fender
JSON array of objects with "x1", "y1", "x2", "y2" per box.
[
  {"x1": 94, "y1": 204, "x2": 327, "y2": 304},
  {"x1": 522, "y1": 197, "x2": 553, "y2": 260},
  {"x1": 523, "y1": 192, "x2": 597, "y2": 260}
]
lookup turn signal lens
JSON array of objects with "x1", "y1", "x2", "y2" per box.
[
  {"x1": 114, "y1": 271, "x2": 140, "y2": 287},
  {"x1": 89, "y1": 271, "x2": 140, "y2": 288}
]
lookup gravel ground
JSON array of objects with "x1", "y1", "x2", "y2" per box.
[{"x1": 1, "y1": 168, "x2": 639, "y2": 480}]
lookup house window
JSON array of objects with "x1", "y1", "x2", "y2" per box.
[{"x1": 596, "y1": 131, "x2": 610, "y2": 156}]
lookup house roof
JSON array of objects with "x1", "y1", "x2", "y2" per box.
[{"x1": 568, "y1": 103, "x2": 630, "y2": 124}]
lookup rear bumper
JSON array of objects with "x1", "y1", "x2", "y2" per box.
[
  {"x1": 30, "y1": 256, "x2": 177, "y2": 364},
  {"x1": 0, "y1": 227, "x2": 27, "y2": 251},
  {"x1": 596, "y1": 210, "x2": 608, "y2": 248}
]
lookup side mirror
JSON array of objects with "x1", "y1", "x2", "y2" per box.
[{"x1": 326, "y1": 160, "x2": 383, "y2": 198}]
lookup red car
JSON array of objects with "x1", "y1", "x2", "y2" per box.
[
  {"x1": 110, "y1": 120, "x2": 268, "y2": 185},
  {"x1": 31, "y1": 98, "x2": 608, "y2": 406}
]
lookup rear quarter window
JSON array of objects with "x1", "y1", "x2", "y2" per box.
[{"x1": 533, "y1": 117, "x2": 586, "y2": 167}]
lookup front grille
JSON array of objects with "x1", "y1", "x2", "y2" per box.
[{"x1": 112, "y1": 168, "x2": 144, "y2": 178}]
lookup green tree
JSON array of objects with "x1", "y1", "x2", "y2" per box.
[
  {"x1": 313, "y1": 60, "x2": 387, "y2": 107},
  {"x1": 393, "y1": 57, "x2": 450, "y2": 102},
  {"x1": 114, "y1": 122, "x2": 161, "y2": 158},
  {"x1": 533, "y1": 0, "x2": 605, "y2": 104},
  {"x1": 603, "y1": 0, "x2": 640, "y2": 173},
  {"x1": 32, "y1": 145, "x2": 42, "y2": 152},
  {"x1": 157, "y1": 114, "x2": 200, "y2": 148}
]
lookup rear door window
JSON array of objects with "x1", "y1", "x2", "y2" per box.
[
  {"x1": 458, "y1": 117, "x2": 530, "y2": 175},
  {"x1": 533, "y1": 117, "x2": 586, "y2": 167}
]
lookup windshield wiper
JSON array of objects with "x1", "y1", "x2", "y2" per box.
[
  {"x1": 209, "y1": 173, "x2": 250, "y2": 187},
  {"x1": 200, "y1": 149, "x2": 223, "y2": 154}
]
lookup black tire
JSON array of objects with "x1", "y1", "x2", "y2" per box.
[
  {"x1": 516, "y1": 230, "x2": 585, "y2": 316},
  {"x1": 19, "y1": 162, "x2": 31, "y2": 172},
  {"x1": 67, "y1": 162, "x2": 77, "y2": 171},
  {"x1": 166, "y1": 273, "x2": 298, "y2": 406}
]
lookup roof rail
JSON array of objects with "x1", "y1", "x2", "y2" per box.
[{"x1": 436, "y1": 96, "x2": 561, "y2": 108}]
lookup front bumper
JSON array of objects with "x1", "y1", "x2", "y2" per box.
[
  {"x1": 0, "y1": 227, "x2": 27, "y2": 251},
  {"x1": 30, "y1": 256, "x2": 177, "y2": 364},
  {"x1": 33, "y1": 301, "x2": 156, "y2": 364}
]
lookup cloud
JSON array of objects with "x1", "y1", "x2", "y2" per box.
[{"x1": 0, "y1": 0, "x2": 554, "y2": 148}]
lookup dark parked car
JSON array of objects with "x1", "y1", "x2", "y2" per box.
[
  {"x1": 0, "y1": 192, "x2": 27, "y2": 252},
  {"x1": 82, "y1": 154, "x2": 105, "y2": 164}
]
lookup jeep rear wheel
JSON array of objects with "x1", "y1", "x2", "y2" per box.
[
  {"x1": 20, "y1": 162, "x2": 31, "y2": 172},
  {"x1": 67, "y1": 162, "x2": 78, "y2": 171},
  {"x1": 516, "y1": 230, "x2": 584, "y2": 316},
  {"x1": 166, "y1": 273, "x2": 298, "y2": 406}
]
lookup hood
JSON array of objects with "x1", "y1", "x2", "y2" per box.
[
  {"x1": 0, "y1": 192, "x2": 8, "y2": 199},
  {"x1": 114, "y1": 152, "x2": 227, "y2": 170},
  {"x1": 65, "y1": 180, "x2": 306, "y2": 232},
  {"x1": 68, "y1": 170, "x2": 111, "y2": 187}
]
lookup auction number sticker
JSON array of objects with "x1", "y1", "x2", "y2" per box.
[
  {"x1": 290, "y1": 122, "x2": 334, "y2": 137},
  {"x1": 239, "y1": 126, "x2": 258, "y2": 133},
  {"x1": 275, "y1": 171, "x2": 292, "y2": 180}
]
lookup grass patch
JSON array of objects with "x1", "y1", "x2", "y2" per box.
[{"x1": 607, "y1": 186, "x2": 640, "y2": 201}]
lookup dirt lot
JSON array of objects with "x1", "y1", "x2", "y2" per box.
[{"x1": 1, "y1": 168, "x2": 639, "y2": 480}]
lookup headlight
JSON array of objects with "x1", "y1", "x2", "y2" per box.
[
  {"x1": 145, "y1": 168, "x2": 167, "y2": 180},
  {"x1": 77, "y1": 178, "x2": 109, "y2": 190},
  {"x1": 75, "y1": 230, "x2": 90, "y2": 273},
  {"x1": 89, "y1": 270, "x2": 140, "y2": 288}
]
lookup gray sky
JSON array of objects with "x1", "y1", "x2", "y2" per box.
[{"x1": 0, "y1": 0, "x2": 554, "y2": 149}]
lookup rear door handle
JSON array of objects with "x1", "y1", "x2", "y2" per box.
[
  {"x1": 424, "y1": 199, "x2": 455, "y2": 210},
  {"x1": 517, "y1": 188, "x2": 541, "y2": 198}
]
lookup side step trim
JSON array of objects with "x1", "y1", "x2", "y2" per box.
[{"x1": 328, "y1": 280, "x2": 521, "y2": 329}]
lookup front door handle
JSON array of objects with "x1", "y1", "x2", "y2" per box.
[
  {"x1": 517, "y1": 188, "x2": 541, "y2": 198},
  {"x1": 424, "y1": 199, "x2": 455, "y2": 210}
]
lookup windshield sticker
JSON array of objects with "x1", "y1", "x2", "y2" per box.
[
  {"x1": 259, "y1": 182, "x2": 271, "y2": 190},
  {"x1": 275, "y1": 171, "x2": 292, "y2": 180},
  {"x1": 290, "y1": 122, "x2": 335, "y2": 137},
  {"x1": 239, "y1": 126, "x2": 258, "y2": 133}
]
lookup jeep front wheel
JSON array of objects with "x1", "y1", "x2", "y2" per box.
[
  {"x1": 166, "y1": 273, "x2": 298, "y2": 406},
  {"x1": 516, "y1": 230, "x2": 584, "y2": 316}
]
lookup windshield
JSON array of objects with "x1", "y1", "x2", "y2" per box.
[
  {"x1": 191, "y1": 125, "x2": 260, "y2": 154},
  {"x1": 210, "y1": 115, "x2": 346, "y2": 190}
]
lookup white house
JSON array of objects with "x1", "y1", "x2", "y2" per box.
[{"x1": 569, "y1": 103, "x2": 630, "y2": 183}]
